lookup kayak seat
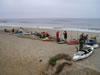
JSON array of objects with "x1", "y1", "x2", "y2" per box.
[{"x1": 81, "y1": 50, "x2": 89, "y2": 54}]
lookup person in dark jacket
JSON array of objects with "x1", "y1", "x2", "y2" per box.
[
  {"x1": 63, "y1": 31, "x2": 67, "y2": 42},
  {"x1": 79, "y1": 35, "x2": 85, "y2": 50}
]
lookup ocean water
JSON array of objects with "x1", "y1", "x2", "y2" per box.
[{"x1": 0, "y1": 18, "x2": 100, "y2": 32}]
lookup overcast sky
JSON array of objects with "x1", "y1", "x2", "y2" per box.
[{"x1": 0, "y1": 0, "x2": 100, "y2": 19}]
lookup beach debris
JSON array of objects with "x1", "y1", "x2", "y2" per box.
[{"x1": 39, "y1": 60, "x2": 42, "y2": 62}]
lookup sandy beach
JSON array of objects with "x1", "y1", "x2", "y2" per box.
[{"x1": 0, "y1": 26, "x2": 100, "y2": 75}]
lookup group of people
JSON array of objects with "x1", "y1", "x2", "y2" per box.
[
  {"x1": 4, "y1": 28, "x2": 15, "y2": 33},
  {"x1": 4, "y1": 27, "x2": 23, "y2": 34},
  {"x1": 79, "y1": 33, "x2": 88, "y2": 50},
  {"x1": 4, "y1": 28, "x2": 97, "y2": 49},
  {"x1": 56, "y1": 31, "x2": 67, "y2": 42},
  {"x1": 79, "y1": 33, "x2": 97, "y2": 50},
  {"x1": 56, "y1": 31, "x2": 97, "y2": 50}
]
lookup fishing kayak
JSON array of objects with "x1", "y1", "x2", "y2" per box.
[{"x1": 73, "y1": 47, "x2": 94, "y2": 61}]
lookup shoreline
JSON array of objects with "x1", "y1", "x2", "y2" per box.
[
  {"x1": 1, "y1": 26, "x2": 100, "y2": 41},
  {"x1": 0, "y1": 25, "x2": 100, "y2": 33}
]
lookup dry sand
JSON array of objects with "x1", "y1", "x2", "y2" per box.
[{"x1": 0, "y1": 26, "x2": 100, "y2": 75}]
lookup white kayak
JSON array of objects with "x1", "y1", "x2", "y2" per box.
[
  {"x1": 73, "y1": 47, "x2": 94, "y2": 61},
  {"x1": 84, "y1": 44, "x2": 99, "y2": 49}
]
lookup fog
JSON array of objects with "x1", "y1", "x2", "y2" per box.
[{"x1": 0, "y1": 0, "x2": 100, "y2": 19}]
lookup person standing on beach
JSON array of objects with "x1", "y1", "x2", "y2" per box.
[
  {"x1": 79, "y1": 35, "x2": 85, "y2": 50},
  {"x1": 12, "y1": 28, "x2": 15, "y2": 33},
  {"x1": 56, "y1": 31, "x2": 60, "y2": 42},
  {"x1": 80, "y1": 33, "x2": 86, "y2": 44},
  {"x1": 63, "y1": 31, "x2": 67, "y2": 42}
]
